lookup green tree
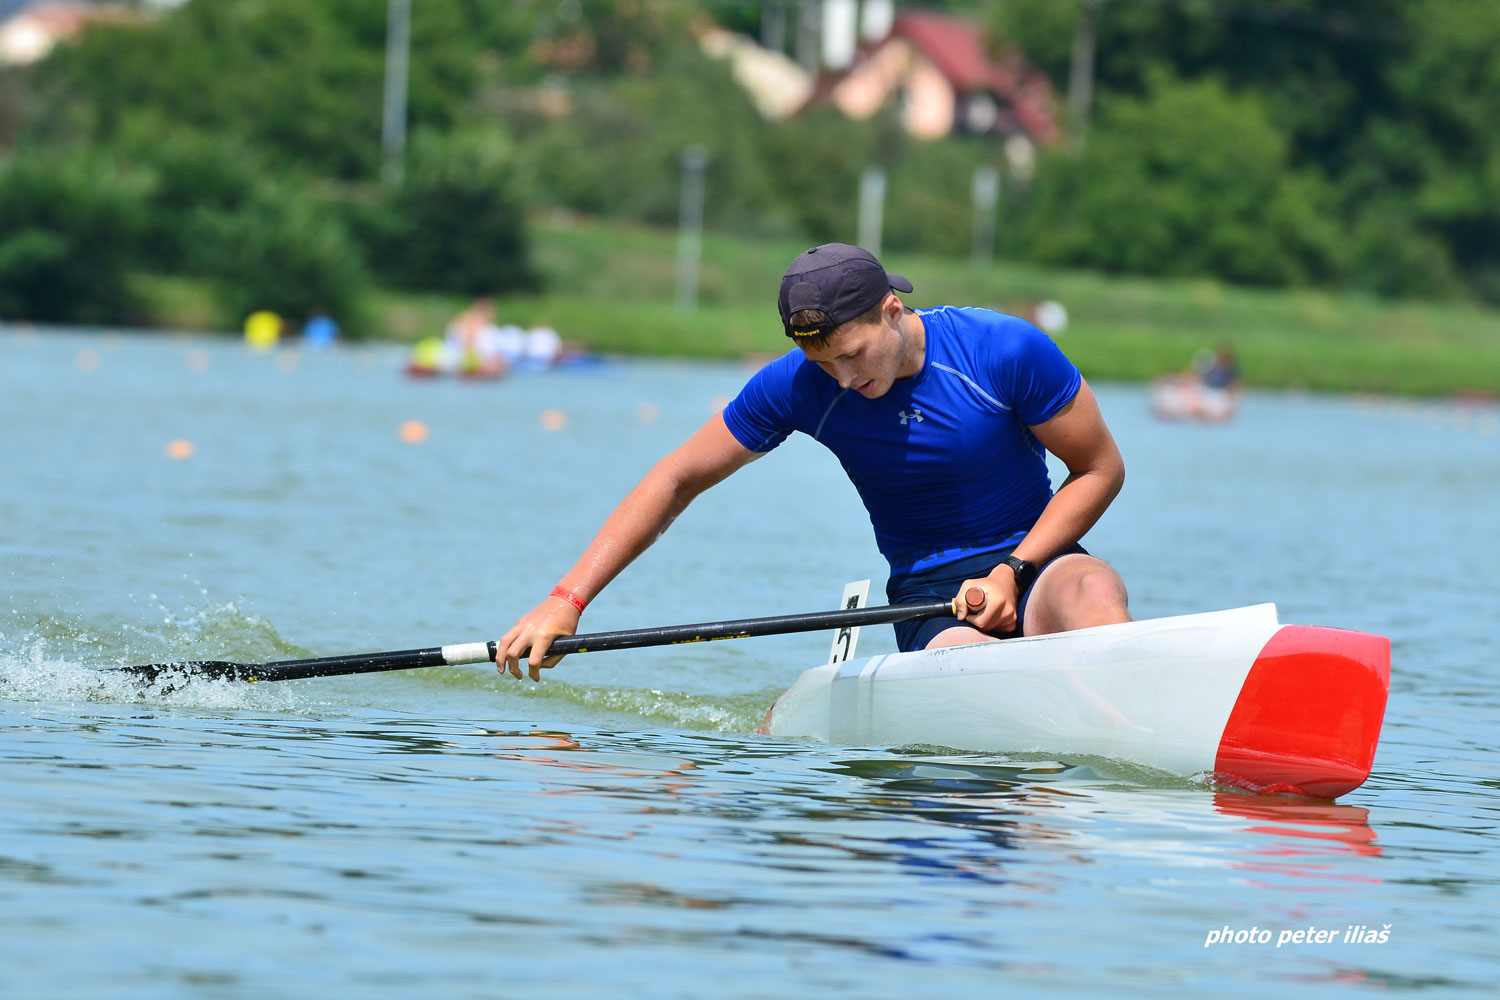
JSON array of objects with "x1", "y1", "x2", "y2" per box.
[
  {"x1": 989, "y1": 0, "x2": 1499, "y2": 300},
  {"x1": 1022, "y1": 72, "x2": 1342, "y2": 286},
  {"x1": 201, "y1": 179, "x2": 369, "y2": 332},
  {"x1": 0, "y1": 148, "x2": 150, "y2": 323},
  {"x1": 29, "y1": 0, "x2": 494, "y2": 180},
  {"x1": 365, "y1": 127, "x2": 534, "y2": 295}
]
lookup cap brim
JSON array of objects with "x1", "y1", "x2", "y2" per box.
[{"x1": 888, "y1": 272, "x2": 913, "y2": 293}]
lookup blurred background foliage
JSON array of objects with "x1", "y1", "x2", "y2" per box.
[{"x1": 0, "y1": 0, "x2": 1496, "y2": 331}]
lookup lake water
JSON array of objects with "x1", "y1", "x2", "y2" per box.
[{"x1": 2, "y1": 326, "x2": 1496, "y2": 998}]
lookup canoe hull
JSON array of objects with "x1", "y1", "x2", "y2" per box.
[{"x1": 761, "y1": 605, "x2": 1390, "y2": 799}]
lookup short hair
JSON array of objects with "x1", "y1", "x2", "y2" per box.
[{"x1": 788, "y1": 299, "x2": 888, "y2": 348}]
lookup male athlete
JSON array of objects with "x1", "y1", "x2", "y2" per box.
[{"x1": 497, "y1": 243, "x2": 1129, "y2": 680}]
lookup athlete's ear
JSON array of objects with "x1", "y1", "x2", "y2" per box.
[{"x1": 882, "y1": 293, "x2": 902, "y2": 324}]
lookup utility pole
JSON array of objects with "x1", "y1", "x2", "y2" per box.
[
  {"x1": 794, "y1": 0, "x2": 820, "y2": 73},
  {"x1": 1068, "y1": 0, "x2": 1103, "y2": 154},
  {"x1": 381, "y1": 0, "x2": 410, "y2": 186},
  {"x1": 971, "y1": 165, "x2": 1000, "y2": 267},
  {"x1": 857, "y1": 166, "x2": 886, "y2": 257},
  {"x1": 761, "y1": 1, "x2": 787, "y2": 53},
  {"x1": 676, "y1": 147, "x2": 709, "y2": 313}
]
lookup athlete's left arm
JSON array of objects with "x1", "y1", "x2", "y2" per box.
[
  {"x1": 1012, "y1": 378, "x2": 1125, "y2": 564},
  {"x1": 955, "y1": 378, "x2": 1125, "y2": 633}
]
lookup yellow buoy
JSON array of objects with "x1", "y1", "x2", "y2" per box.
[
  {"x1": 540, "y1": 408, "x2": 567, "y2": 431},
  {"x1": 399, "y1": 419, "x2": 429, "y2": 444},
  {"x1": 244, "y1": 311, "x2": 282, "y2": 351},
  {"x1": 165, "y1": 439, "x2": 195, "y2": 460}
]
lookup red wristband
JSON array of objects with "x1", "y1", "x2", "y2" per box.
[{"x1": 549, "y1": 586, "x2": 586, "y2": 613}]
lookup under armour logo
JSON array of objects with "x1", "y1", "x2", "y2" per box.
[{"x1": 899, "y1": 408, "x2": 925, "y2": 424}]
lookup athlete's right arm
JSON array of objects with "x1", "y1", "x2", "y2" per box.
[{"x1": 497, "y1": 412, "x2": 763, "y2": 680}]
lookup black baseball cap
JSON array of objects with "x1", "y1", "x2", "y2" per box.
[{"x1": 778, "y1": 243, "x2": 913, "y2": 338}]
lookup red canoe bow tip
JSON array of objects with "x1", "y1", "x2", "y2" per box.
[{"x1": 1214, "y1": 626, "x2": 1392, "y2": 799}]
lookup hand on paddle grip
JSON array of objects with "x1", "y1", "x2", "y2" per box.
[
  {"x1": 497, "y1": 593, "x2": 581, "y2": 682},
  {"x1": 955, "y1": 571, "x2": 1022, "y2": 634},
  {"x1": 963, "y1": 587, "x2": 986, "y2": 613}
]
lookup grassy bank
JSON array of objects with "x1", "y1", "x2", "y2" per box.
[{"x1": 143, "y1": 214, "x2": 1500, "y2": 398}]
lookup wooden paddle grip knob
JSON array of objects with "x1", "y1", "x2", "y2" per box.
[{"x1": 964, "y1": 587, "x2": 986, "y2": 611}]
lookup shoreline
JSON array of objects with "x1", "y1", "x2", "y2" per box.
[
  {"x1": 12, "y1": 216, "x2": 1500, "y2": 400},
  {"x1": 7, "y1": 319, "x2": 1497, "y2": 409}
]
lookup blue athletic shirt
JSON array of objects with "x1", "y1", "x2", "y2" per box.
[{"x1": 722, "y1": 306, "x2": 1081, "y2": 577}]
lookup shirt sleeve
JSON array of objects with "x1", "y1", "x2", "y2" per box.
[
  {"x1": 722, "y1": 351, "x2": 801, "y2": 452},
  {"x1": 992, "y1": 317, "x2": 1082, "y2": 425}
]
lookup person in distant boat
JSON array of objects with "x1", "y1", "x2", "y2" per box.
[
  {"x1": 1195, "y1": 344, "x2": 1244, "y2": 422},
  {"x1": 1199, "y1": 344, "x2": 1241, "y2": 392},
  {"x1": 496, "y1": 243, "x2": 1131, "y2": 680},
  {"x1": 524, "y1": 324, "x2": 563, "y2": 367},
  {"x1": 444, "y1": 297, "x2": 509, "y2": 377},
  {"x1": 1152, "y1": 344, "x2": 1243, "y2": 422}
]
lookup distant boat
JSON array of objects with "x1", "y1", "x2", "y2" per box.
[
  {"x1": 1150, "y1": 373, "x2": 1242, "y2": 422},
  {"x1": 404, "y1": 336, "x2": 608, "y2": 382}
]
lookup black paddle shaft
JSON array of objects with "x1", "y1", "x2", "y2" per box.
[{"x1": 119, "y1": 599, "x2": 961, "y2": 684}]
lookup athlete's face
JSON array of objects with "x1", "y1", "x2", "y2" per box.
[{"x1": 797, "y1": 298, "x2": 918, "y2": 398}]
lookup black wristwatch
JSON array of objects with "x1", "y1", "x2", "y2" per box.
[{"x1": 1002, "y1": 555, "x2": 1039, "y2": 595}]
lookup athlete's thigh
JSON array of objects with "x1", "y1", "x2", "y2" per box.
[{"x1": 923, "y1": 623, "x2": 1002, "y2": 649}]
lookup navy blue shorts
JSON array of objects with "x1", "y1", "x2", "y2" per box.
[{"x1": 886, "y1": 544, "x2": 1088, "y2": 652}]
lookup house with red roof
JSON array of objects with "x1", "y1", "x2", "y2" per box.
[
  {"x1": 0, "y1": 1, "x2": 137, "y2": 66},
  {"x1": 817, "y1": 11, "x2": 1059, "y2": 147}
]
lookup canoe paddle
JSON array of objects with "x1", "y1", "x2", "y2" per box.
[{"x1": 116, "y1": 593, "x2": 981, "y2": 684}]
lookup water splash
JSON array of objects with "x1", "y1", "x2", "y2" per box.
[
  {"x1": 116, "y1": 592, "x2": 311, "y2": 666},
  {"x1": 0, "y1": 600, "x2": 323, "y2": 712}
]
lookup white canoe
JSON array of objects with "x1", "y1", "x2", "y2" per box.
[{"x1": 759, "y1": 605, "x2": 1390, "y2": 799}]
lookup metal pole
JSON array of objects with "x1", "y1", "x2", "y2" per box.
[
  {"x1": 1068, "y1": 0, "x2": 1103, "y2": 154},
  {"x1": 761, "y1": 1, "x2": 787, "y2": 53},
  {"x1": 971, "y1": 165, "x2": 1000, "y2": 267},
  {"x1": 857, "y1": 166, "x2": 886, "y2": 257},
  {"x1": 381, "y1": 0, "x2": 410, "y2": 186},
  {"x1": 676, "y1": 146, "x2": 708, "y2": 313},
  {"x1": 795, "y1": 0, "x2": 820, "y2": 72}
]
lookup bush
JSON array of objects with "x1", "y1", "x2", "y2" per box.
[
  {"x1": 758, "y1": 106, "x2": 883, "y2": 244},
  {"x1": 505, "y1": 45, "x2": 791, "y2": 238},
  {"x1": 107, "y1": 122, "x2": 266, "y2": 274},
  {"x1": 1344, "y1": 206, "x2": 1467, "y2": 300},
  {"x1": 883, "y1": 139, "x2": 998, "y2": 257},
  {"x1": 510, "y1": 88, "x2": 660, "y2": 218},
  {"x1": 0, "y1": 148, "x2": 150, "y2": 324},
  {"x1": 1019, "y1": 72, "x2": 1345, "y2": 287},
  {"x1": 363, "y1": 128, "x2": 535, "y2": 295},
  {"x1": 201, "y1": 181, "x2": 369, "y2": 333}
]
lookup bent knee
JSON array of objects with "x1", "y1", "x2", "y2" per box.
[
  {"x1": 1026, "y1": 556, "x2": 1129, "y2": 633},
  {"x1": 1071, "y1": 561, "x2": 1129, "y2": 608}
]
